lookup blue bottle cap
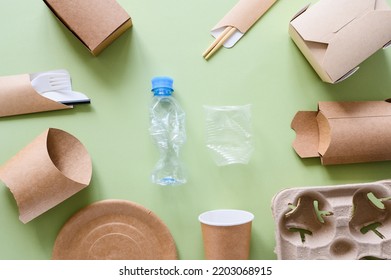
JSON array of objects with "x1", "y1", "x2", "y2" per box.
[{"x1": 151, "y1": 76, "x2": 173, "y2": 91}]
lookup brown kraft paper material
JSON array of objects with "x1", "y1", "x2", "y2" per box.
[
  {"x1": 201, "y1": 222, "x2": 252, "y2": 260},
  {"x1": 0, "y1": 128, "x2": 92, "y2": 223},
  {"x1": 289, "y1": 0, "x2": 391, "y2": 83},
  {"x1": 0, "y1": 74, "x2": 70, "y2": 117},
  {"x1": 213, "y1": 0, "x2": 276, "y2": 33},
  {"x1": 52, "y1": 200, "x2": 177, "y2": 260},
  {"x1": 291, "y1": 100, "x2": 391, "y2": 165},
  {"x1": 43, "y1": 0, "x2": 132, "y2": 56}
]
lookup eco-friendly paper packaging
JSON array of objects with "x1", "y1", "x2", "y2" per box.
[
  {"x1": 289, "y1": 0, "x2": 391, "y2": 83},
  {"x1": 199, "y1": 210, "x2": 254, "y2": 260},
  {"x1": 0, "y1": 128, "x2": 92, "y2": 223},
  {"x1": 210, "y1": 0, "x2": 276, "y2": 48},
  {"x1": 0, "y1": 73, "x2": 70, "y2": 117},
  {"x1": 292, "y1": 100, "x2": 391, "y2": 165},
  {"x1": 43, "y1": 0, "x2": 132, "y2": 56},
  {"x1": 272, "y1": 179, "x2": 391, "y2": 259},
  {"x1": 53, "y1": 200, "x2": 177, "y2": 260}
]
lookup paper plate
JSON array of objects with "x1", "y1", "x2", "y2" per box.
[{"x1": 52, "y1": 199, "x2": 177, "y2": 260}]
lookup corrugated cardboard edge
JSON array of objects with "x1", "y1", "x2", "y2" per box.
[
  {"x1": 52, "y1": 199, "x2": 178, "y2": 260},
  {"x1": 0, "y1": 128, "x2": 92, "y2": 223},
  {"x1": 43, "y1": 0, "x2": 132, "y2": 56},
  {"x1": 0, "y1": 74, "x2": 71, "y2": 117},
  {"x1": 271, "y1": 180, "x2": 391, "y2": 259},
  {"x1": 212, "y1": 0, "x2": 276, "y2": 34}
]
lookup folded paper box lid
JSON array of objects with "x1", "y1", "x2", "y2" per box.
[
  {"x1": 289, "y1": 0, "x2": 391, "y2": 83},
  {"x1": 43, "y1": 0, "x2": 132, "y2": 56},
  {"x1": 291, "y1": 100, "x2": 391, "y2": 165}
]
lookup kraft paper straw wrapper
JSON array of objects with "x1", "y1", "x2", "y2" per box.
[
  {"x1": 292, "y1": 100, "x2": 391, "y2": 165},
  {"x1": 53, "y1": 200, "x2": 177, "y2": 260},
  {"x1": 199, "y1": 209, "x2": 254, "y2": 260},
  {"x1": 0, "y1": 74, "x2": 71, "y2": 117},
  {"x1": 0, "y1": 128, "x2": 92, "y2": 223}
]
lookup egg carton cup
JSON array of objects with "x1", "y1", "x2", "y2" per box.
[{"x1": 272, "y1": 179, "x2": 391, "y2": 259}]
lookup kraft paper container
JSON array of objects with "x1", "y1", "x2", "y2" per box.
[
  {"x1": 52, "y1": 200, "x2": 177, "y2": 260},
  {"x1": 210, "y1": 0, "x2": 276, "y2": 48},
  {"x1": 289, "y1": 0, "x2": 391, "y2": 83},
  {"x1": 43, "y1": 0, "x2": 132, "y2": 56},
  {"x1": 292, "y1": 100, "x2": 391, "y2": 165},
  {"x1": 199, "y1": 209, "x2": 254, "y2": 260},
  {"x1": 272, "y1": 179, "x2": 391, "y2": 259},
  {"x1": 0, "y1": 128, "x2": 92, "y2": 223},
  {"x1": 0, "y1": 73, "x2": 70, "y2": 117}
]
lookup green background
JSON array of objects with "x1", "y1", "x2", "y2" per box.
[{"x1": 1, "y1": 0, "x2": 391, "y2": 260}]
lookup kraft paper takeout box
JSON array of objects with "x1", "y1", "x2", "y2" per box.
[
  {"x1": 43, "y1": 0, "x2": 132, "y2": 56},
  {"x1": 289, "y1": 0, "x2": 391, "y2": 83},
  {"x1": 291, "y1": 100, "x2": 391, "y2": 165},
  {"x1": 0, "y1": 73, "x2": 71, "y2": 117},
  {"x1": 210, "y1": 0, "x2": 276, "y2": 48},
  {"x1": 0, "y1": 128, "x2": 92, "y2": 223},
  {"x1": 272, "y1": 179, "x2": 391, "y2": 259}
]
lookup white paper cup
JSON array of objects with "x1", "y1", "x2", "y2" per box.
[{"x1": 199, "y1": 209, "x2": 254, "y2": 260}]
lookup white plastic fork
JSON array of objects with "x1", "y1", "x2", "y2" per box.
[{"x1": 31, "y1": 72, "x2": 72, "y2": 94}]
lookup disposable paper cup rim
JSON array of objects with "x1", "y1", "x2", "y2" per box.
[{"x1": 198, "y1": 209, "x2": 254, "y2": 227}]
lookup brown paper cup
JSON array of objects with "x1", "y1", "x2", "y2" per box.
[
  {"x1": 199, "y1": 209, "x2": 254, "y2": 260},
  {"x1": 0, "y1": 128, "x2": 92, "y2": 223}
]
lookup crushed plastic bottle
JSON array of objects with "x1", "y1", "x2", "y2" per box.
[{"x1": 149, "y1": 76, "x2": 186, "y2": 186}]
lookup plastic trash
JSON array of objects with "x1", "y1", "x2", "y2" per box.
[
  {"x1": 204, "y1": 104, "x2": 254, "y2": 166},
  {"x1": 149, "y1": 76, "x2": 186, "y2": 186}
]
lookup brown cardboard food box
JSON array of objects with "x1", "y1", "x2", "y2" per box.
[
  {"x1": 272, "y1": 179, "x2": 391, "y2": 259},
  {"x1": 289, "y1": 0, "x2": 391, "y2": 83},
  {"x1": 43, "y1": 0, "x2": 132, "y2": 56},
  {"x1": 0, "y1": 128, "x2": 92, "y2": 223},
  {"x1": 291, "y1": 100, "x2": 391, "y2": 165}
]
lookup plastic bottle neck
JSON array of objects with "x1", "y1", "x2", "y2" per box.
[{"x1": 152, "y1": 88, "x2": 173, "y2": 97}]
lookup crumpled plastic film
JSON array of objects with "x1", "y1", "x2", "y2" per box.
[{"x1": 204, "y1": 104, "x2": 254, "y2": 166}]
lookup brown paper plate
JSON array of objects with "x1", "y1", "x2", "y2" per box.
[{"x1": 52, "y1": 199, "x2": 177, "y2": 260}]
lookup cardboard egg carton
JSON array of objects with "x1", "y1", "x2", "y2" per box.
[{"x1": 272, "y1": 180, "x2": 391, "y2": 259}]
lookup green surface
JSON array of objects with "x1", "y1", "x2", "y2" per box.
[{"x1": 1, "y1": 0, "x2": 391, "y2": 260}]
